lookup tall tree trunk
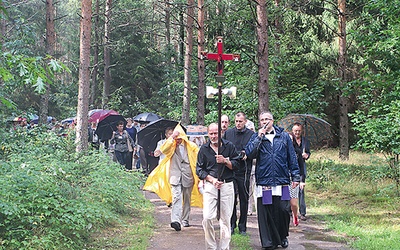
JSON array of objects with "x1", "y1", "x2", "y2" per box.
[
  {"x1": 90, "y1": 0, "x2": 100, "y2": 108},
  {"x1": 196, "y1": 0, "x2": 205, "y2": 125},
  {"x1": 0, "y1": 1, "x2": 5, "y2": 51},
  {"x1": 338, "y1": 0, "x2": 349, "y2": 160},
  {"x1": 256, "y1": 0, "x2": 269, "y2": 114},
  {"x1": 181, "y1": 0, "x2": 194, "y2": 125},
  {"x1": 179, "y1": 10, "x2": 185, "y2": 66},
  {"x1": 273, "y1": 0, "x2": 282, "y2": 88},
  {"x1": 76, "y1": 0, "x2": 92, "y2": 152},
  {"x1": 165, "y1": 0, "x2": 171, "y2": 67},
  {"x1": 1, "y1": 1, "x2": 6, "y2": 88},
  {"x1": 102, "y1": 0, "x2": 112, "y2": 108},
  {"x1": 39, "y1": 0, "x2": 55, "y2": 125}
]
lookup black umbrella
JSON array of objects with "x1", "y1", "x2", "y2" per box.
[
  {"x1": 137, "y1": 119, "x2": 186, "y2": 151},
  {"x1": 133, "y1": 112, "x2": 162, "y2": 123},
  {"x1": 277, "y1": 114, "x2": 333, "y2": 148},
  {"x1": 95, "y1": 114, "x2": 126, "y2": 140}
]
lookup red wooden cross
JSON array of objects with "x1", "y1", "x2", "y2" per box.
[{"x1": 201, "y1": 36, "x2": 240, "y2": 76}]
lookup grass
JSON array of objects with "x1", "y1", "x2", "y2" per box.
[
  {"x1": 87, "y1": 149, "x2": 399, "y2": 250},
  {"x1": 307, "y1": 149, "x2": 400, "y2": 249},
  {"x1": 310, "y1": 148, "x2": 386, "y2": 166},
  {"x1": 231, "y1": 231, "x2": 251, "y2": 250},
  {"x1": 85, "y1": 187, "x2": 155, "y2": 250},
  {"x1": 230, "y1": 149, "x2": 400, "y2": 249}
]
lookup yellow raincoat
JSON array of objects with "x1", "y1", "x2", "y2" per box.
[{"x1": 143, "y1": 124, "x2": 203, "y2": 207}]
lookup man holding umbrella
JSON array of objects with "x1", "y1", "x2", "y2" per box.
[
  {"x1": 196, "y1": 123, "x2": 240, "y2": 250},
  {"x1": 291, "y1": 122, "x2": 311, "y2": 222}
]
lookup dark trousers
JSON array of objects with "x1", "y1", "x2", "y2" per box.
[
  {"x1": 299, "y1": 188, "x2": 306, "y2": 216},
  {"x1": 115, "y1": 150, "x2": 129, "y2": 168},
  {"x1": 146, "y1": 155, "x2": 159, "y2": 174},
  {"x1": 139, "y1": 148, "x2": 159, "y2": 175},
  {"x1": 125, "y1": 151, "x2": 133, "y2": 170},
  {"x1": 257, "y1": 196, "x2": 290, "y2": 248},
  {"x1": 139, "y1": 148, "x2": 148, "y2": 172},
  {"x1": 231, "y1": 173, "x2": 250, "y2": 232}
]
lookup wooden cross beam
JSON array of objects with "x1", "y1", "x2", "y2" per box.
[
  {"x1": 201, "y1": 36, "x2": 240, "y2": 79},
  {"x1": 201, "y1": 36, "x2": 240, "y2": 221}
]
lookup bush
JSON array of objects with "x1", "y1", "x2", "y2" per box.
[
  {"x1": 0, "y1": 129, "x2": 145, "y2": 249},
  {"x1": 307, "y1": 159, "x2": 394, "y2": 197}
]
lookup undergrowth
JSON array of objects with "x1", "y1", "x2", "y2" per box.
[{"x1": 0, "y1": 128, "x2": 149, "y2": 249}]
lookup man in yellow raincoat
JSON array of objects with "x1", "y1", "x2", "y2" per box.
[{"x1": 143, "y1": 124, "x2": 202, "y2": 231}]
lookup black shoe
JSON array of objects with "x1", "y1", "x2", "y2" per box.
[
  {"x1": 170, "y1": 222, "x2": 181, "y2": 231},
  {"x1": 281, "y1": 238, "x2": 289, "y2": 248},
  {"x1": 262, "y1": 246, "x2": 276, "y2": 250},
  {"x1": 182, "y1": 221, "x2": 190, "y2": 227},
  {"x1": 231, "y1": 227, "x2": 235, "y2": 235},
  {"x1": 239, "y1": 231, "x2": 247, "y2": 236}
]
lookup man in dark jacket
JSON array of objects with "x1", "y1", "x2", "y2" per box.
[
  {"x1": 223, "y1": 112, "x2": 255, "y2": 235},
  {"x1": 245, "y1": 111, "x2": 300, "y2": 250}
]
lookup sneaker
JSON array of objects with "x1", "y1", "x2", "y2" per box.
[{"x1": 182, "y1": 221, "x2": 190, "y2": 227}]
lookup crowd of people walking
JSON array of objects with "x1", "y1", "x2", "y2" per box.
[
  {"x1": 142, "y1": 111, "x2": 311, "y2": 250},
  {"x1": 10, "y1": 110, "x2": 311, "y2": 250}
]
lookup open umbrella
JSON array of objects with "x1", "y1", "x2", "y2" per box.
[
  {"x1": 89, "y1": 109, "x2": 119, "y2": 123},
  {"x1": 12, "y1": 116, "x2": 23, "y2": 122},
  {"x1": 94, "y1": 111, "x2": 126, "y2": 140},
  {"x1": 133, "y1": 112, "x2": 162, "y2": 123},
  {"x1": 186, "y1": 125, "x2": 208, "y2": 136},
  {"x1": 137, "y1": 119, "x2": 186, "y2": 151},
  {"x1": 61, "y1": 117, "x2": 75, "y2": 125},
  {"x1": 30, "y1": 116, "x2": 53, "y2": 124},
  {"x1": 277, "y1": 114, "x2": 333, "y2": 148},
  {"x1": 88, "y1": 109, "x2": 103, "y2": 117}
]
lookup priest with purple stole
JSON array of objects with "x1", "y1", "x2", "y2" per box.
[{"x1": 245, "y1": 111, "x2": 300, "y2": 250}]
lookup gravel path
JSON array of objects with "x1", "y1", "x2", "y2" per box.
[{"x1": 145, "y1": 191, "x2": 350, "y2": 250}]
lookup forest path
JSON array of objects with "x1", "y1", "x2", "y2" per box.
[{"x1": 144, "y1": 191, "x2": 350, "y2": 250}]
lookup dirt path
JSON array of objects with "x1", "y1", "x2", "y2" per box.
[{"x1": 144, "y1": 191, "x2": 350, "y2": 250}]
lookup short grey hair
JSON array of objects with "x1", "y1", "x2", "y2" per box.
[{"x1": 259, "y1": 111, "x2": 273, "y2": 120}]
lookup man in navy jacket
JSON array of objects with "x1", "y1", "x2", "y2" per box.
[{"x1": 245, "y1": 111, "x2": 300, "y2": 250}]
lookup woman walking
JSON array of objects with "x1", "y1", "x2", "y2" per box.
[{"x1": 110, "y1": 120, "x2": 136, "y2": 170}]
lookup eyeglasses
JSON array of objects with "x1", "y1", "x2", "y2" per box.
[{"x1": 261, "y1": 117, "x2": 273, "y2": 122}]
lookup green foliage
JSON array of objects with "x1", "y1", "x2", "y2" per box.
[
  {"x1": 308, "y1": 157, "x2": 397, "y2": 199},
  {"x1": 307, "y1": 155, "x2": 400, "y2": 249},
  {"x1": 0, "y1": 52, "x2": 70, "y2": 119},
  {"x1": 0, "y1": 129, "x2": 147, "y2": 249},
  {"x1": 0, "y1": 52, "x2": 69, "y2": 125}
]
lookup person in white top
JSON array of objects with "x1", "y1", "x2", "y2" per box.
[{"x1": 154, "y1": 127, "x2": 174, "y2": 164}]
